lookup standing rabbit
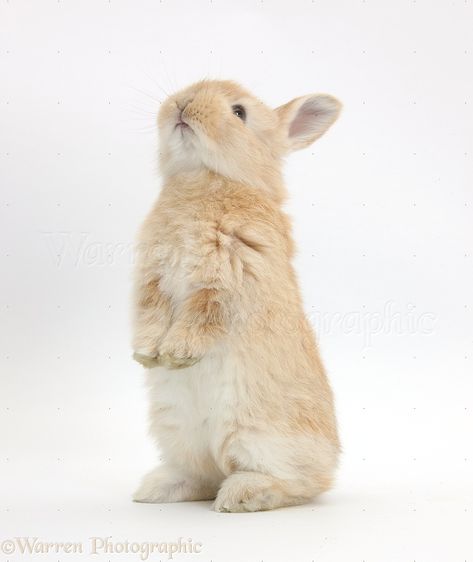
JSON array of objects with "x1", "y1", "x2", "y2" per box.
[{"x1": 132, "y1": 80, "x2": 341, "y2": 512}]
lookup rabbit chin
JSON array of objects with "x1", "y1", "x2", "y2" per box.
[{"x1": 158, "y1": 126, "x2": 210, "y2": 177}]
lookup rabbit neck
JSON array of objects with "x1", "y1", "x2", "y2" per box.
[{"x1": 162, "y1": 166, "x2": 286, "y2": 204}]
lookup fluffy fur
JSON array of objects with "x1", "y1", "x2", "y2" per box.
[{"x1": 132, "y1": 80, "x2": 342, "y2": 512}]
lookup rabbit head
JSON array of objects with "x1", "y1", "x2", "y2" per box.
[{"x1": 158, "y1": 80, "x2": 341, "y2": 198}]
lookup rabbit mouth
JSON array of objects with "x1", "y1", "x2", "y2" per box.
[{"x1": 175, "y1": 120, "x2": 192, "y2": 134}]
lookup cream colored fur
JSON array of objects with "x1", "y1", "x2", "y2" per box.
[{"x1": 132, "y1": 80, "x2": 342, "y2": 512}]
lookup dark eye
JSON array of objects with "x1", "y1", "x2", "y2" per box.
[{"x1": 232, "y1": 104, "x2": 246, "y2": 121}]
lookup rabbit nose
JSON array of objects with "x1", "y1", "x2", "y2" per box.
[
  {"x1": 176, "y1": 98, "x2": 194, "y2": 112},
  {"x1": 176, "y1": 103, "x2": 188, "y2": 122},
  {"x1": 176, "y1": 105, "x2": 190, "y2": 129}
]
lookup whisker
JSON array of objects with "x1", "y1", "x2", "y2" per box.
[
  {"x1": 140, "y1": 68, "x2": 171, "y2": 99},
  {"x1": 128, "y1": 85, "x2": 162, "y2": 105}
]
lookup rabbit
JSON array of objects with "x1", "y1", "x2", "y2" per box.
[{"x1": 132, "y1": 80, "x2": 341, "y2": 512}]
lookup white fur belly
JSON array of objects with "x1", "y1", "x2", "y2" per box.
[{"x1": 145, "y1": 348, "x2": 239, "y2": 479}]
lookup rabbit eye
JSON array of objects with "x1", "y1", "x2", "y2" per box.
[{"x1": 232, "y1": 104, "x2": 246, "y2": 121}]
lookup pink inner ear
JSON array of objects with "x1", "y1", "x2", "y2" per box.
[{"x1": 288, "y1": 99, "x2": 323, "y2": 138}]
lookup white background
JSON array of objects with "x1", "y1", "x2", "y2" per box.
[{"x1": 1, "y1": 1, "x2": 472, "y2": 560}]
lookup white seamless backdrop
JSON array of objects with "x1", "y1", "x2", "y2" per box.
[{"x1": 1, "y1": 1, "x2": 472, "y2": 561}]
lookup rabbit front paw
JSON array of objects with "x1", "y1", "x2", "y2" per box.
[
  {"x1": 132, "y1": 351, "x2": 161, "y2": 368},
  {"x1": 158, "y1": 335, "x2": 203, "y2": 370},
  {"x1": 133, "y1": 348, "x2": 200, "y2": 370},
  {"x1": 158, "y1": 352, "x2": 201, "y2": 370}
]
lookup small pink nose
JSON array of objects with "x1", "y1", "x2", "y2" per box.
[{"x1": 176, "y1": 108, "x2": 189, "y2": 129}]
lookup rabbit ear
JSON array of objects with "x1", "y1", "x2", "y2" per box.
[{"x1": 276, "y1": 94, "x2": 342, "y2": 152}]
